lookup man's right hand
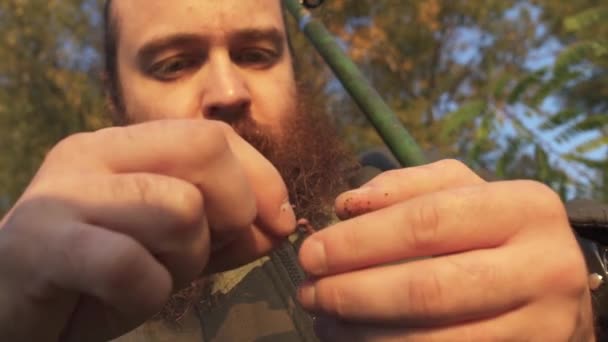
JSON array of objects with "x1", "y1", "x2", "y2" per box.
[{"x1": 0, "y1": 119, "x2": 295, "y2": 341}]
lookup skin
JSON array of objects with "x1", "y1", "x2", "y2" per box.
[
  {"x1": 0, "y1": 0, "x2": 595, "y2": 341},
  {"x1": 299, "y1": 161, "x2": 595, "y2": 341},
  {"x1": 0, "y1": 1, "x2": 296, "y2": 340}
]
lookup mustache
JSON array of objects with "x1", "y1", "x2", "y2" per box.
[{"x1": 229, "y1": 115, "x2": 279, "y2": 160}]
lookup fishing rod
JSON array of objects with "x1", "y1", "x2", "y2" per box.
[{"x1": 283, "y1": 0, "x2": 426, "y2": 167}]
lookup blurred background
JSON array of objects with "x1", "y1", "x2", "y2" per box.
[{"x1": 0, "y1": 0, "x2": 606, "y2": 216}]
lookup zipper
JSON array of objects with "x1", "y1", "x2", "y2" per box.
[{"x1": 272, "y1": 239, "x2": 307, "y2": 287}]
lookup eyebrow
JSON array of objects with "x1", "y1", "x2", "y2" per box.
[
  {"x1": 229, "y1": 28, "x2": 284, "y2": 52},
  {"x1": 136, "y1": 34, "x2": 207, "y2": 65},
  {"x1": 136, "y1": 28, "x2": 285, "y2": 65}
]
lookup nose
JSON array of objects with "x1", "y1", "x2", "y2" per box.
[{"x1": 200, "y1": 53, "x2": 251, "y2": 123}]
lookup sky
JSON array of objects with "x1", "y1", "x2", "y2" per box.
[{"x1": 312, "y1": 1, "x2": 605, "y2": 197}]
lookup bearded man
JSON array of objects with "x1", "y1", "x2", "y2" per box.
[{"x1": 0, "y1": 1, "x2": 600, "y2": 341}]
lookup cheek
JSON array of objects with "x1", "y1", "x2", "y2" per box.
[
  {"x1": 123, "y1": 78, "x2": 201, "y2": 123},
  {"x1": 249, "y1": 68, "x2": 297, "y2": 127}
]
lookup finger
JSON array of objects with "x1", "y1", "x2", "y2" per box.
[
  {"x1": 47, "y1": 221, "x2": 172, "y2": 336},
  {"x1": 63, "y1": 120, "x2": 258, "y2": 240},
  {"x1": 220, "y1": 124, "x2": 295, "y2": 237},
  {"x1": 335, "y1": 159, "x2": 484, "y2": 220},
  {"x1": 299, "y1": 247, "x2": 534, "y2": 326},
  {"x1": 60, "y1": 296, "x2": 137, "y2": 342},
  {"x1": 56, "y1": 173, "x2": 210, "y2": 287},
  {"x1": 204, "y1": 225, "x2": 285, "y2": 273},
  {"x1": 300, "y1": 181, "x2": 562, "y2": 276},
  {"x1": 84, "y1": 119, "x2": 294, "y2": 240},
  {"x1": 312, "y1": 302, "x2": 567, "y2": 342}
]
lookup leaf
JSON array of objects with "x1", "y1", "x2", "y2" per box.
[
  {"x1": 530, "y1": 70, "x2": 580, "y2": 107},
  {"x1": 574, "y1": 115, "x2": 608, "y2": 131},
  {"x1": 564, "y1": 6, "x2": 608, "y2": 32},
  {"x1": 535, "y1": 144, "x2": 550, "y2": 181},
  {"x1": 562, "y1": 154, "x2": 607, "y2": 169},
  {"x1": 492, "y1": 72, "x2": 511, "y2": 99},
  {"x1": 496, "y1": 139, "x2": 521, "y2": 179},
  {"x1": 539, "y1": 109, "x2": 582, "y2": 131},
  {"x1": 440, "y1": 100, "x2": 486, "y2": 140},
  {"x1": 507, "y1": 70, "x2": 544, "y2": 104},
  {"x1": 573, "y1": 135, "x2": 608, "y2": 154},
  {"x1": 554, "y1": 41, "x2": 608, "y2": 75}
]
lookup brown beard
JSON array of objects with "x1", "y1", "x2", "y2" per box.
[
  {"x1": 232, "y1": 91, "x2": 357, "y2": 227},
  {"x1": 154, "y1": 85, "x2": 358, "y2": 326}
]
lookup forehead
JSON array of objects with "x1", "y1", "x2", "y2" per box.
[{"x1": 113, "y1": 0, "x2": 285, "y2": 47}]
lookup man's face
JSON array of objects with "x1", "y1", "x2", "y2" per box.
[
  {"x1": 110, "y1": 0, "x2": 355, "y2": 230},
  {"x1": 113, "y1": 0, "x2": 296, "y2": 133},
  {"x1": 109, "y1": 0, "x2": 356, "y2": 321}
]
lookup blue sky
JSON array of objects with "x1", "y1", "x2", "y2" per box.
[{"x1": 315, "y1": 1, "x2": 605, "y2": 197}]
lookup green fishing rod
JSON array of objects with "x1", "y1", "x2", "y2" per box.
[{"x1": 284, "y1": 0, "x2": 426, "y2": 167}]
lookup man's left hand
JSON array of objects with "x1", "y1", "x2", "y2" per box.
[{"x1": 298, "y1": 159, "x2": 594, "y2": 341}]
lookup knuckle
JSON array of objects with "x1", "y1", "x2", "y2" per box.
[
  {"x1": 435, "y1": 159, "x2": 482, "y2": 182},
  {"x1": 147, "y1": 120, "x2": 230, "y2": 165},
  {"x1": 179, "y1": 215, "x2": 210, "y2": 274},
  {"x1": 8, "y1": 197, "x2": 70, "y2": 230},
  {"x1": 407, "y1": 271, "x2": 445, "y2": 318},
  {"x1": 172, "y1": 183, "x2": 205, "y2": 228},
  {"x1": 518, "y1": 180, "x2": 559, "y2": 204},
  {"x1": 317, "y1": 281, "x2": 350, "y2": 317},
  {"x1": 511, "y1": 180, "x2": 566, "y2": 220},
  {"x1": 339, "y1": 227, "x2": 363, "y2": 262},
  {"x1": 127, "y1": 174, "x2": 155, "y2": 206},
  {"x1": 0, "y1": 215, "x2": 49, "y2": 295},
  {"x1": 540, "y1": 247, "x2": 587, "y2": 296},
  {"x1": 409, "y1": 199, "x2": 441, "y2": 249},
  {"x1": 194, "y1": 121, "x2": 230, "y2": 160},
  {"x1": 100, "y1": 238, "x2": 144, "y2": 292},
  {"x1": 59, "y1": 222, "x2": 94, "y2": 273},
  {"x1": 46, "y1": 132, "x2": 91, "y2": 162},
  {"x1": 434, "y1": 159, "x2": 469, "y2": 174}
]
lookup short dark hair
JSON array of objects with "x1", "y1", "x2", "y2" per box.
[{"x1": 103, "y1": 0, "x2": 124, "y2": 122}]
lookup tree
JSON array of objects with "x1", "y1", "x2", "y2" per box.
[
  {"x1": 1, "y1": 0, "x2": 606, "y2": 216},
  {"x1": 0, "y1": 0, "x2": 108, "y2": 213},
  {"x1": 289, "y1": 0, "x2": 607, "y2": 199}
]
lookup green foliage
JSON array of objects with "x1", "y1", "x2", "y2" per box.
[
  {"x1": 483, "y1": 3, "x2": 608, "y2": 199},
  {"x1": 507, "y1": 70, "x2": 544, "y2": 104},
  {"x1": 1, "y1": 0, "x2": 607, "y2": 216},
  {"x1": 555, "y1": 41, "x2": 608, "y2": 74},
  {"x1": 0, "y1": 0, "x2": 109, "y2": 213},
  {"x1": 564, "y1": 6, "x2": 608, "y2": 32},
  {"x1": 300, "y1": 0, "x2": 607, "y2": 199},
  {"x1": 575, "y1": 136, "x2": 608, "y2": 154},
  {"x1": 440, "y1": 100, "x2": 486, "y2": 140}
]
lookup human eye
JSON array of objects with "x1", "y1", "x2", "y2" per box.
[
  {"x1": 148, "y1": 55, "x2": 201, "y2": 81},
  {"x1": 232, "y1": 48, "x2": 279, "y2": 69}
]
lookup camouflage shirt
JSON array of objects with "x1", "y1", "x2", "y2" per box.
[
  {"x1": 110, "y1": 157, "x2": 608, "y2": 341},
  {"x1": 112, "y1": 242, "x2": 317, "y2": 342}
]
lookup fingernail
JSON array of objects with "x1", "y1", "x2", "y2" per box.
[
  {"x1": 277, "y1": 199, "x2": 296, "y2": 235},
  {"x1": 336, "y1": 185, "x2": 376, "y2": 220},
  {"x1": 302, "y1": 237, "x2": 327, "y2": 275},
  {"x1": 298, "y1": 280, "x2": 317, "y2": 308}
]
